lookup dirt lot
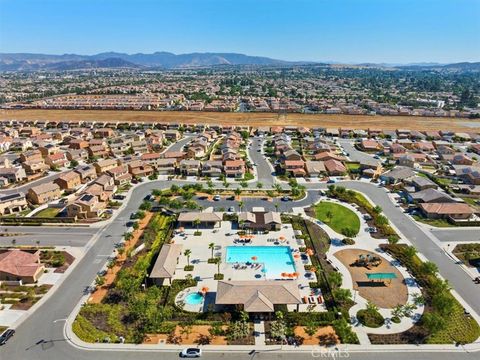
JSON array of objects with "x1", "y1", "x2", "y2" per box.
[
  {"x1": 294, "y1": 325, "x2": 339, "y2": 345},
  {"x1": 2, "y1": 109, "x2": 479, "y2": 131},
  {"x1": 334, "y1": 249, "x2": 407, "y2": 308}
]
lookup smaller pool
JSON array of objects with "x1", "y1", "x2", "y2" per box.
[{"x1": 184, "y1": 292, "x2": 203, "y2": 305}]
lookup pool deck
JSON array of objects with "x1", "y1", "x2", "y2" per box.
[{"x1": 170, "y1": 219, "x2": 327, "y2": 313}]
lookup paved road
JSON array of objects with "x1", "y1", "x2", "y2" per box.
[
  {"x1": 0, "y1": 169, "x2": 70, "y2": 195},
  {"x1": 0, "y1": 226, "x2": 97, "y2": 247},
  {"x1": 2, "y1": 179, "x2": 479, "y2": 359},
  {"x1": 338, "y1": 139, "x2": 380, "y2": 167},
  {"x1": 249, "y1": 136, "x2": 275, "y2": 187},
  {"x1": 431, "y1": 228, "x2": 480, "y2": 243},
  {"x1": 166, "y1": 135, "x2": 193, "y2": 152}
]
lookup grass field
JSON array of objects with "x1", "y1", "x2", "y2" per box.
[
  {"x1": 34, "y1": 208, "x2": 60, "y2": 218},
  {"x1": 314, "y1": 201, "x2": 360, "y2": 236},
  {"x1": 2, "y1": 109, "x2": 479, "y2": 131}
]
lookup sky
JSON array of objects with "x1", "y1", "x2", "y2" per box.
[{"x1": 0, "y1": 0, "x2": 479, "y2": 64}]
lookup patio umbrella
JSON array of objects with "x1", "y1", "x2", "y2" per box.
[
  {"x1": 281, "y1": 272, "x2": 288, "y2": 277},
  {"x1": 279, "y1": 236, "x2": 285, "y2": 240},
  {"x1": 293, "y1": 254, "x2": 300, "y2": 259},
  {"x1": 251, "y1": 256, "x2": 258, "y2": 262},
  {"x1": 306, "y1": 249, "x2": 314, "y2": 256},
  {"x1": 293, "y1": 272, "x2": 300, "y2": 277},
  {"x1": 309, "y1": 267, "x2": 317, "y2": 273},
  {"x1": 201, "y1": 286, "x2": 209, "y2": 295}
]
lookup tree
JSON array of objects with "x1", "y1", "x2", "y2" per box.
[
  {"x1": 366, "y1": 301, "x2": 379, "y2": 313},
  {"x1": 373, "y1": 205, "x2": 383, "y2": 214},
  {"x1": 132, "y1": 221, "x2": 140, "y2": 230},
  {"x1": 305, "y1": 321, "x2": 317, "y2": 337},
  {"x1": 274, "y1": 203, "x2": 279, "y2": 212},
  {"x1": 256, "y1": 182, "x2": 263, "y2": 189},
  {"x1": 11, "y1": 238, "x2": 16, "y2": 246},
  {"x1": 213, "y1": 257, "x2": 222, "y2": 275},
  {"x1": 274, "y1": 183, "x2": 282, "y2": 194},
  {"x1": 238, "y1": 201, "x2": 244, "y2": 212},
  {"x1": 332, "y1": 288, "x2": 352, "y2": 304},
  {"x1": 404, "y1": 246, "x2": 417, "y2": 259},
  {"x1": 184, "y1": 249, "x2": 192, "y2": 266},
  {"x1": 326, "y1": 210, "x2": 333, "y2": 223},
  {"x1": 69, "y1": 160, "x2": 79, "y2": 168},
  {"x1": 234, "y1": 188, "x2": 242, "y2": 196},
  {"x1": 208, "y1": 242, "x2": 215, "y2": 259},
  {"x1": 139, "y1": 201, "x2": 152, "y2": 211},
  {"x1": 193, "y1": 218, "x2": 201, "y2": 232},
  {"x1": 421, "y1": 261, "x2": 438, "y2": 276},
  {"x1": 327, "y1": 271, "x2": 343, "y2": 288}
]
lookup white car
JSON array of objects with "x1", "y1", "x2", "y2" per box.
[{"x1": 180, "y1": 348, "x2": 202, "y2": 358}]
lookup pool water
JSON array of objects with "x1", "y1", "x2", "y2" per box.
[
  {"x1": 226, "y1": 246, "x2": 296, "y2": 279},
  {"x1": 185, "y1": 292, "x2": 204, "y2": 305}
]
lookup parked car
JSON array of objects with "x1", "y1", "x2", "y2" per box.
[
  {"x1": 113, "y1": 194, "x2": 126, "y2": 200},
  {"x1": 0, "y1": 329, "x2": 15, "y2": 346},
  {"x1": 228, "y1": 206, "x2": 235, "y2": 212},
  {"x1": 180, "y1": 348, "x2": 202, "y2": 358},
  {"x1": 226, "y1": 195, "x2": 235, "y2": 201},
  {"x1": 213, "y1": 195, "x2": 221, "y2": 201},
  {"x1": 281, "y1": 196, "x2": 291, "y2": 201}
]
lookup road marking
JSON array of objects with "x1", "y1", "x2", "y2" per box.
[{"x1": 53, "y1": 318, "x2": 67, "y2": 323}]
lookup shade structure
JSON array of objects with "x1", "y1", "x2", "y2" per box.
[{"x1": 366, "y1": 273, "x2": 397, "y2": 280}]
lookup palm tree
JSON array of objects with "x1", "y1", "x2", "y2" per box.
[
  {"x1": 274, "y1": 183, "x2": 282, "y2": 194},
  {"x1": 208, "y1": 242, "x2": 215, "y2": 259},
  {"x1": 213, "y1": 257, "x2": 222, "y2": 275},
  {"x1": 184, "y1": 249, "x2": 192, "y2": 266},
  {"x1": 234, "y1": 188, "x2": 242, "y2": 197},
  {"x1": 326, "y1": 210, "x2": 333, "y2": 223},
  {"x1": 373, "y1": 205, "x2": 383, "y2": 214},
  {"x1": 193, "y1": 218, "x2": 201, "y2": 232},
  {"x1": 11, "y1": 238, "x2": 16, "y2": 246},
  {"x1": 274, "y1": 203, "x2": 279, "y2": 212},
  {"x1": 35, "y1": 240, "x2": 40, "y2": 249},
  {"x1": 238, "y1": 201, "x2": 244, "y2": 212}
]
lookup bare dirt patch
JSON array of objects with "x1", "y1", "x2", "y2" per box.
[
  {"x1": 334, "y1": 249, "x2": 407, "y2": 308},
  {"x1": 294, "y1": 325, "x2": 339, "y2": 345},
  {"x1": 2, "y1": 109, "x2": 479, "y2": 131}
]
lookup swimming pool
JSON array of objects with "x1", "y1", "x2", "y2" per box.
[
  {"x1": 226, "y1": 246, "x2": 296, "y2": 279},
  {"x1": 184, "y1": 292, "x2": 204, "y2": 305}
]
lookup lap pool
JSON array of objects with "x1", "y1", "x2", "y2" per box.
[{"x1": 226, "y1": 246, "x2": 296, "y2": 279}]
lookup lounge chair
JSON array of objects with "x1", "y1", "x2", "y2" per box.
[
  {"x1": 308, "y1": 296, "x2": 316, "y2": 304},
  {"x1": 317, "y1": 296, "x2": 323, "y2": 304},
  {"x1": 302, "y1": 296, "x2": 308, "y2": 304}
]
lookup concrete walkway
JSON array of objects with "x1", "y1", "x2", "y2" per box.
[{"x1": 254, "y1": 320, "x2": 266, "y2": 346}]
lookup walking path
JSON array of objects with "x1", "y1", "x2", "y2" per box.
[{"x1": 254, "y1": 320, "x2": 266, "y2": 346}]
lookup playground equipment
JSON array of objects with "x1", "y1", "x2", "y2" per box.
[{"x1": 353, "y1": 253, "x2": 382, "y2": 269}]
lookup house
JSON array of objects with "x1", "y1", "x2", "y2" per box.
[
  {"x1": 94, "y1": 159, "x2": 118, "y2": 174},
  {"x1": 0, "y1": 250, "x2": 45, "y2": 283},
  {"x1": 284, "y1": 160, "x2": 306, "y2": 177},
  {"x1": 179, "y1": 159, "x2": 201, "y2": 176},
  {"x1": 164, "y1": 130, "x2": 181, "y2": 141},
  {"x1": 305, "y1": 161, "x2": 326, "y2": 177},
  {"x1": 215, "y1": 280, "x2": 302, "y2": 313},
  {"x1": 224, "y1": 160, "x2": 245, "y2": 178},
  {"x1": 0, "y1": 167, "x2": 27, "y2": 183},
  {"x1": 390, "y1": 143, "x2": 407, "y2": 154},
  {"x1": 94, "y1": 128, "x2": 115, "y2": 138},
  {"x1": 238, "y1": 211, "x2": 282, "y2": 231},
  {"x1": 74, "y1": 164, "x2": 97, "y2": 183},
  {"x1": 324, "y1": 159, "x2": 347, "y2": 176},
  {"x1": 0, "y1": 192, "x2": 28, "y2": 215},
  {"x1": 154, "y1": 158, "x2": 177, "y2": 175},
  {"x1": 409, "y1": 176, "x2": 438, "y2": 190},
  {"x1": 38, "y1": 144, "x2": 60, "y2": 157},
  {"x1": 87, "y1": 145, "x2": 109, "y2": 158},
  {"x1": 66, "y1": 193, "x2": 105, "y2": 219},
  {"x1": 22, "y1": 159, "x2": 49, "y2": 175},
  {"x1": 163, "y1": 151, "x2": 187, "y2": 161},
  {"x1": 66, "y1": 149, "x2": 89, "y2": 162},
  {"x1": 397, "y1": 154, "x2": 416, "y2": 168},
  {"x1": 131, "y1": 140, "x2": 148, "y2": 154},
  {"x1": 359, "y1": 139, "x2": 382, "y2": 152},
  {"x1": 68, "y1": 139, "x2": 89, "y2": 150},
  {"x1": 380, "y1": 166, "x2": 415, "y2": 184},
  {"x1": 452, "y1": 154, "x2": 474, "y2": 166},
  {"x1": 128, "y1": 160, "x2": 154, "y2": 178},
  {"x1": 149, "y1": 244, "x2": 183, "y2": 286},
  {"x1": 455, "y1": 166, "x2": 480, "y2": 185},
  {"x1": 107, "y1": 165, "x2": 132, "y2": 185},
  {"x1": 45, "y1": 152, "x2": 68, "y2": 169},
  {"x1": 408, "y1": 188, "x2": 455, "y2": 203},
  {"x1": 202, "y1": 160, "x2": 223, "y2": 177},
  {"x1": 20, "y1": 150, "x2": 42, "y2": 163},
  {"x1": 282, "y1": 149, "x2": 302, "y2": 161},
  {"x1": 313, "y1": 151, "x2": 344, "y2": 162},
  {"x1": 419, "y1": 203, "x2": 474, "y2": 220},
  {"x1": 54, "y1": 171, "x2": 82, "y2": 190},
  {"x1": 27, "y1": 182, "x2": 61, "y2": 205}
]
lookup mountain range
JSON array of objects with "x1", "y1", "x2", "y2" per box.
[{"x1": 0, "y1": 51, "x2": 478, "y2": 71}]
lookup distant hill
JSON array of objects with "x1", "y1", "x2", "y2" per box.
[
  {"x1": 0, "y1": 52, "x2": 478, "y2": 71},
  {"x1": 0, "y1": 51, "x2": 302, "y2": 71}
]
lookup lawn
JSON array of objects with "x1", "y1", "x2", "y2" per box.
[
  {"x1": 314, "y1": 201, "x2": 360, "y2": 236},
  {"x1": 34, "y1": 208, "x2": 60, "y2": 218},
  {"x1": 412, "y1": 215, "x2": 455, "y2": 228}
]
